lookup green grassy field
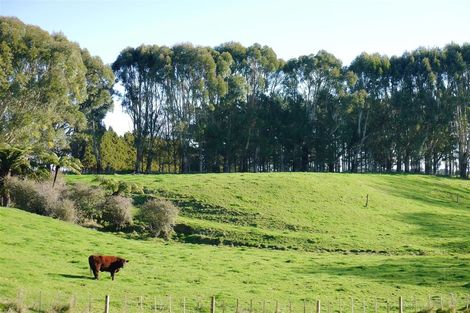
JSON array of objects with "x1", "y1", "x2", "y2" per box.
[
  {"x1": 69, "y1": 173, "x2": 470, "y2": 255},
  {"x1": 1, "y1": 173, "x2": 469, "y2": 312}
]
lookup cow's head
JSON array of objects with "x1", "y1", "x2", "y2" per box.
[{"x1": 115, "y1": 258, "x2": 129, "y2": 271}]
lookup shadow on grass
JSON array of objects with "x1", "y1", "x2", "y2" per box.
[
  {"x1": 57, "y1": 273, "x2": 93, "y2": 280},
  {"x1": 302, "y1": 256, "x2": 470, "y2": 289},
  {"x1": 372, "y1": 175, "x2": 469, "y2": 211},
  {"x1": 398, "y1": 212, "x2": 470, "y2": 253}
]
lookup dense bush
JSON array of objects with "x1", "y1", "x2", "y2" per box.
[
  {"x1": 101, "y1": 195, "x2": 133, "y2": 230},
  {"x1": 5, "y1": 176, "x2": 77, "y2": 222},
  {"x1": 48, "y1": 198, "x2": 76, "y2": 222},
  {"x1": 138, "y1": 198, "x2": 179, "y2": 239},
  {"x1": 66, "y1": 183, "x2": 106, "y2": 223}
]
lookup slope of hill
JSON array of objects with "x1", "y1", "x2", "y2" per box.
[
  {"x1": 0, "y1": 206, "x2": 469, "y2": 312},
  {"x1": 69, "y1": 173, "x2": 470, "y2": 255}
]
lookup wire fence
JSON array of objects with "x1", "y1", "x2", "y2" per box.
[{"x1": 2, "y1": 290, "x2": 470, "y2": 313}]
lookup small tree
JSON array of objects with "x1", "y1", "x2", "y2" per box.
[
  {"x1": 138, "y1": 199, "x2": 179, "y2": 239},
  {"x1": 101, "y1": 195, "x2": 133, "y2": 230}
]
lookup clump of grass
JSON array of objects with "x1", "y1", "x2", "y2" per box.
[{"x1": 47, "y1": 303, "x2": 71, "y2": 313}]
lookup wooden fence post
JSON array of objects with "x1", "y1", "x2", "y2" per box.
[
  {"x1": 211, "y1": 296, "x2": 216, "y2": 313},
  {"x1": 275, "y1": 301, "x2": 279, "y2": 313},
  {"x1": 351, "y1": 298, "x2": 354, "y2": 313},
  {"x1": 140, "y1": 296, "x2": 144, "y2": 313},
  {"x1": 39, "y1": 291, "x2": 42, "y2": 313},
  {"x1": 399, "y1": 297, "x2": 403, "y2": 313},
  {"x1": 183, "y1": 297, "x2": 186, "y2": 313},
  {"x1": 104, "y1": 295, "x2": 110, "y2": 313},
  {"x1": 304, "y1": 300, "x2": 307, "y2": 313},
  {"x1": 251, "y1": 300, "x2": 254, "y2": 313},
  {"x1": 236, "y1": 299, "x2": 239, "y2": 313},
  {"x1": 317, "y1": 300, "x2": 321, "y2": 313}
]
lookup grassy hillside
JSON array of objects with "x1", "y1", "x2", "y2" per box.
[
  {"x1": 69, "y1": 173, "x2": 470, "y2": 255},
  {"x1": 0, "y1": 207, "x2": 469, "y2": 312}
]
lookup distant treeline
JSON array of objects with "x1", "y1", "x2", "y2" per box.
[
  {"x1": 109, "y1": 43, "x2": 470, "y2": 177},
  {"x1": 1, "y1": 17, "x2": 470, "y2": 181}
]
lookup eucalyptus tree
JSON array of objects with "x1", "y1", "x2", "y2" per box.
[
  {"x1": 282, "y1": 51, "x2": 346, "y2": 171},
  {"x1": 113, "y1": 45, "x2": 172, "y2": 173},
  {"x1": 443, "y1": 44, "x2": 470, "y2": 178},
  {"x1": 348, "y1": 53, "x2": 390, "y2": 172},
  {"x1": 165, "y1": 44, "x2": 219, "y2": 173},
  {"x1": 77, "y1": 49, "x2": 115, "y2": 173},
  {"x1": 0, "y1": 17, "x2": 89, "y2": 204}
]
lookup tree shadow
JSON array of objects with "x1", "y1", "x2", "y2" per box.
[
  {"x1": 299, "y1": 256, "x2": 470, "y2": 289},
  {"x1": 371, "y1": 175, "x2": 470, "y2": 212},
  {"x1": 398, "y1": 212, "x2": 470, "y2": 253}
]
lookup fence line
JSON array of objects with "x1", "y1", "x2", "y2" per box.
[{"x1": 2, "y1": 290, "x2": 470, "y2": 313}]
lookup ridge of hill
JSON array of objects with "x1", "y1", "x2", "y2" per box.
[{"x1": 69, "y1": 173, "x2": 470, "y2": 255}]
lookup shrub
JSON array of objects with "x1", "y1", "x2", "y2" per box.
[
  {"x1": 94, "y1": 176, "x2": 144, "y2": 195},
  {"x1": 5, "y1": 176, "x2": 77, "y2": 222},
  {"x1": 66, "y1": 183, "x2": 105, "y2": 223},
  {"x1": 138, "y1": 198, "x2": 179, "y2": 239},
  {"x1": 48, "y1": 198, "x2": 77, "y2": 223},
  {"x1": 101, "y1": 195, "x2": 133, "y2": 230}
]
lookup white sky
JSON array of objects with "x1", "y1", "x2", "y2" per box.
[{"x1": 2, "y1": 0, "x2": 470, "y2": 135}]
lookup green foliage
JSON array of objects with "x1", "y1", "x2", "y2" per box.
[
  {"x1": 0, "y1": 17, "x2": 87, "y2": 148},
  {"x1": 138, "y1": 198, "x2": 179, "y2": 238},
  {"x1": 99, "y1": 130, "x2": 136, "y2": 172},
  {"x1": 101, "y1": 195, "x2": 133, "y2": 230},
  {"x1": 94, "y1": 176, "x2": 143, "y2": 195}
]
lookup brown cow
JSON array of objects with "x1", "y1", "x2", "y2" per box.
[{"x1": 88, "y1": 255, "x2": 129, "y2": 280}]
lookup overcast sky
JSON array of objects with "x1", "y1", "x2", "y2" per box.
[{"x1": 2, "y1": 0, "x2": 470, "y2": 134}]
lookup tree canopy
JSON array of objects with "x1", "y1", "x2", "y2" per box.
[{"x1": 2, "y1": 17, "x2": 470, "y2": 180}]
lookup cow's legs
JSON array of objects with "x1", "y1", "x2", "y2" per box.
[
  {"x1": 94, "y1": 265, "x2": 101, "y2": 280},
  {"x1": 111, "y1": 270, "x2": 115, "y2": 281}
]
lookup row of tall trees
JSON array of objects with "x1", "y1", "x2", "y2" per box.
[
  {"x1": 1, "y1": 18, "x2": 469, "y2": 181},
  {"x1": 111, "y1": 43, "x2": 470, "y2": 178}
]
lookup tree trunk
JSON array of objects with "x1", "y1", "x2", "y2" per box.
[
  {"x1": 459, "y1": 152, "x2": 468, "y2": 179},
  {"x1": 1, "y1": 171, "x2": 11, "y2": 207},
  {"x1": 53, "y1": 166, "x2": 60, "y2": 188},
  {"x1": 301, "y1": 144, "x2": 309, "y2": 171}
]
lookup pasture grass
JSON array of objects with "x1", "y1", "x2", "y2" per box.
[
  {"x1": 68, "y1": 173, "x2": 470, "y2": 255},
  {"x1": 1, "y1": 173, "x2": 469, "y2": 311},
  {"x1": 0, "y1": 207, "x2": 469, "y2": 312}
]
